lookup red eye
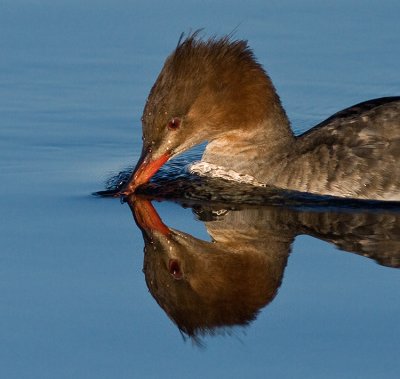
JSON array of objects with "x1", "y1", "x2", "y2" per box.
[
  {"x1": 168, "y1": 259, "x2": 183, "y2": 280},
  {"x1": 167, "y1": 117, "x2": 181, "y2": 130}
]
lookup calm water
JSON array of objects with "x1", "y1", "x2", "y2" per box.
[{"x1": 1, "y1": 1, "x2": 400, "y2": 378}]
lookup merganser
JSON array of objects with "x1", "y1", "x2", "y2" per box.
[{"x1": 122, "y1": 33, "x2": 400, "y2": 200}]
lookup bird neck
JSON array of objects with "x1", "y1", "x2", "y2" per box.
[{"x1": 202, "y1": 117, "x2": 296, "y2": 179}]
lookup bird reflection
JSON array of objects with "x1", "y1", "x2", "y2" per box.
[{"x1": 127, "y1": 196, "x2": 400, "y2": 342}]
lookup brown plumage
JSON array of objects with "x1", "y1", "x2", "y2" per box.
[
  {"x1": 128, "y1": 197, "x2": 400, "y2": 341},
  {"x1": 122, "y1": 33, "x2": 400, "y2": 200}
]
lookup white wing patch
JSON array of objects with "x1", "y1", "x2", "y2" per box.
[{"x1": 189, "y1": 161, "x2": 267, "y2": 187}]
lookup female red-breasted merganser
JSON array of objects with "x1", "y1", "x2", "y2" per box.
[{"x1": 122, "y1": 33, "x2": 400, "y2": 200}]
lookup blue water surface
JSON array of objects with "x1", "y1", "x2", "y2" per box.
[{"x1": 1, "y1": 1, "x2": 399, "y2": 378}]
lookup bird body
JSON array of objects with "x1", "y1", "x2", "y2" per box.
[{"x1": 122, "y1": 33, "x2": 400, "y2": 201}]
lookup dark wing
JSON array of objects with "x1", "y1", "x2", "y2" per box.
[
  {"x1": 308, "y1": 97, "x2": 400, "y2": 131},
  {"x1": 296, "y1": 97, "x2": 400, "y2": 199},
  {"x1": 297, "y1": 210, "x2": 400, "y2": 268}
]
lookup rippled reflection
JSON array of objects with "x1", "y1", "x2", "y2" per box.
[{"x1": 127, "y1": 196, "x2": 400, "y2": 342}]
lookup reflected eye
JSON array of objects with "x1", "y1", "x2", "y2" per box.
[
  {"x1": 168, "y1": 259, "x2": 183, "y2": 280},
  {"x1": 167, "y1": 117, "x2": 181, "y2": 130}
]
